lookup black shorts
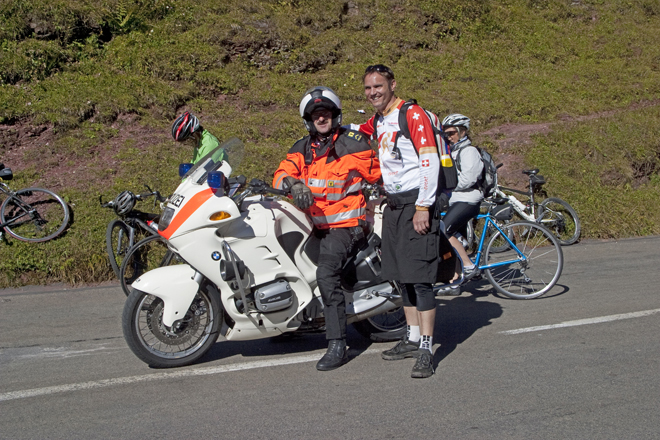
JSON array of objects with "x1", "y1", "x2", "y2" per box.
[
  {"x1": 443, "y1": 202, "x2": 480, "y2": 236},
  {"x1": 380, "y1": 203, "x2": 439, "y2": 284}
]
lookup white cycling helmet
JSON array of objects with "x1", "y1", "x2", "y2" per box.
[
  {"x1": 299, "y1": 86, "x2": 342, "y2": 134},
  {"x1": 442, "y1": 113, "x2": 470, "y2": 131}
]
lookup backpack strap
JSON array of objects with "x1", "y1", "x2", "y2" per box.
[
  {"x1": 453, "y1": 145, "x2": 482, "y2": 192},
  {"x1": 397, "y1": 99, "x2": 417, "y2": 140}
]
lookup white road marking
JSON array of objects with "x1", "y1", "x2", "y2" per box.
[
  {"x1": 0, "y1": 348, "x2": 382, "y2": 402},
  {"x1": 10, "y1": 346, "x2": 122, "y2": 360},
  {"x1": 4, "y1": 308, "x2": 657, "y2": 402},
  {"x1": 499, "y1": 308, "x2": 660, "y2": 335}
]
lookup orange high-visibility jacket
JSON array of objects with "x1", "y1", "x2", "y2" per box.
[{"x1": 273, "y1": 128, "x2": 381, "y2": 229}]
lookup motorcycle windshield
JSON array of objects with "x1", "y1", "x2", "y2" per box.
[{"x1": 181, "y1": 137, "x2": 244, "y2": 184}]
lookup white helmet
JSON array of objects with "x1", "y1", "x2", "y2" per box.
[
  {"x1": 299, "y1": 86, "x2": 342, "y2": 134},
  {"x1": 442, "y1": 113, "x2": 470, "y2": 131}
]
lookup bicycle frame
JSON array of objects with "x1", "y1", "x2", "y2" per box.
[
  {"x1": 471, "y1": 213, "x2": 527, "y2": 271},
  {"x1": 112, "y1": 217, "x2": 158, "y2": 256},
  {"x1": 493, "y1": 186, "x2": 537, "y2": 221},
  {"x1": 0, "y1": 185, "x2": 36, "y2": 229}
]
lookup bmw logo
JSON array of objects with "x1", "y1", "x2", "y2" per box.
[{"x1": 211, "y1": 251, "x2": 221, "y2": 261}]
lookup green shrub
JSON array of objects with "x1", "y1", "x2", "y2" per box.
[{"x1": 2, "y1": 0, "x2": 660, "y2": 287}]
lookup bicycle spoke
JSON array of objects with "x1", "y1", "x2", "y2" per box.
[
  {"x1": 539, "y1": 198, "x2": 581, "y2": 245},
  {"x1": 0, "y1": 188, "x2": 69, "y2": 242},
  {"x1": 482, "y1": 221, "x2": 563, "y2": 299}
]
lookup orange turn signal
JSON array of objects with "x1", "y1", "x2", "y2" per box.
[{"x1": 209, "y1": 211, "x2": 231, "y2": 221}]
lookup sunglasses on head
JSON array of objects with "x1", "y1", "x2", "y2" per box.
[{"x1": 364, "y1": 64, "x2": 394, "y2": 76}]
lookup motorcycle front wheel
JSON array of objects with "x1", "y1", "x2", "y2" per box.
[
  {"x1": 122, "y1": 287, "x2": 222, "y2": 368},
  {"x1": 353, "y1": 306, "x2": 407, "y2": 342}
]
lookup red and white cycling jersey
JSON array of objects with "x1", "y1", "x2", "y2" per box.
[{"x1": 353, "y1": 99, "x2": 439, "y2": 207}]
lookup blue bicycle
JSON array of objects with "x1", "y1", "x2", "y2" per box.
[{"x1": 452, "y1": 199, "x2": 564, "y2": 299}]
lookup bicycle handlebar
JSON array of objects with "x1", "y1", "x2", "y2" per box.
[{"x1": 100, "y1": 185, "x2": 166, "y2": 210}]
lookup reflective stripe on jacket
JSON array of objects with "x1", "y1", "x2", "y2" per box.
[{"x1": 273, "y1": 128, "x2": 381, "y2": 229}]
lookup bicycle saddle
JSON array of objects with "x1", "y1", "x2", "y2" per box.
[
  {"x1": 522, "y1": 168, "x2": 540, "y2": 175},
  {"x1": 0, "y1": 167, "x2": 13, "y2": 180},
  {"x1": 490, "y1": 196, "x2": 509, "y2": 205}
]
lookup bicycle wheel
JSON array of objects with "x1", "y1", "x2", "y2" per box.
[
  {"x1": 483, "y1": 221, "x2": 563, "y2": 299},
  {"x1": 0, "y1": 188, "x2": 69, "y2": 242},
  {"x1": 539, "y1": 197, "x2": 581, "y2": 245},
  {"x1": 119, "y1": 234, "x2": 182, "y2": 296},
  {"x1": 106, "y1": 219, "x2": 132, "y2": 278}
]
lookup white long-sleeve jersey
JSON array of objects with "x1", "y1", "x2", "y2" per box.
[{"x1": 352, "y1": 98, "x2": 439, "y2": 207}]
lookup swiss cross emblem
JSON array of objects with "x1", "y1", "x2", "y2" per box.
[
  {"x1": 418, "y1": 125, "x2": 424, "y2": 132},
  {"x1": 421, "y1": 137, "x2": 427, "y2": 145},
  {"x1": 413, "y1": 112, "x2": 420, "y2": 120},
  {"x1": 422, "y1": 159, "x2": 430, "y2": 167}
]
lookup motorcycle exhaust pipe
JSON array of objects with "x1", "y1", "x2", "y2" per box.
[{"x1": 347, "y1": 298, "x2": 402, "y2": 325}]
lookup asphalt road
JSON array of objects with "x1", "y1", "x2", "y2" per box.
[{"x1": 1, "y1": 236, "x2": 659, "y2": 439}]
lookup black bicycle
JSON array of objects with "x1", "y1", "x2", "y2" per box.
[
  {"x1": 118, "y1": 234, "x2": 182, "y2": 296},
  {"x1": 0, "y1": 164, "x2": 70, "y2": 243},
  {"x1": 100, "y1": 186, "x2": 165, "y2": 279},
  {"x1": 117, "y1": 176, "x2": 248, "y2": 297}
]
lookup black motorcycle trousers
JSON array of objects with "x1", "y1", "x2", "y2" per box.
[{"x1": 316, "y1": 227, "x2": 363, "y2": 340}]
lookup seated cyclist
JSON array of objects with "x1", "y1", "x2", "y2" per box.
[
  {"x1": 171, "y1": 111, "x2": 225, "y2": 164},
  {"x1": 440, "y1": 113, "x2": 483, "y2": 295}
]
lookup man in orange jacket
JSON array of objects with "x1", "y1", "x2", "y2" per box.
[{"x1": 273, "y1": 86, "x2": 381, "y2": 371}]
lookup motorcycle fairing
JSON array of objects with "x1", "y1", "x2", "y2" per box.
[{"x1": 131, "y1": 264, "x2": 200, "y2": 328}]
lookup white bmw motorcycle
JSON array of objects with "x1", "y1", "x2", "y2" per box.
[{"x1": 122, "y1": 138, "x2": 405, "y2": 368}]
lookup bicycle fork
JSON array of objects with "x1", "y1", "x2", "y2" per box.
[{"x1": 116, "y1": 226, "x2": 136, "y2": 256}]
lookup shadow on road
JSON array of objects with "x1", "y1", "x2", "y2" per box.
[
  {"x1": 433, "y1": 283, "x2": 503, "y2": 368},
  {"x1": 195, "y1": 284, "x2": 505, "y2": 370}
]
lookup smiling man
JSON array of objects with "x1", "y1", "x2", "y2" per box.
[
  {"x1": 352, "y1": 64, "x2": 442, "y2": 379},
  {"x1": 273, "y1": 86, "x2": 381, "y2": 372}
]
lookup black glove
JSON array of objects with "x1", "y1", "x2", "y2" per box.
[
  {"x1": 283, "y1": 176, "x2": 313, "y2": 210},
  {"x1": 436, "y1": 192, "x2": 450, "y2": 214}
]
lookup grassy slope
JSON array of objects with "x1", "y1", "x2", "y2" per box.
[{"x1": 1, "y1": 0, "x2": 659, "y2": 287}]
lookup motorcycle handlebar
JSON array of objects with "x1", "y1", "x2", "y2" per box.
[
  {"x1": 233, "y1": 178, "x2": 289, "y2": 210},
  {"x1": 247, "y1": 178, "x2": 288, "y2": 197},
  {"x1": 266, "y1": 186, "x2": 287, "y2": 196}
]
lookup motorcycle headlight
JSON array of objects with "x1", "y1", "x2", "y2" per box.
[{"x1": 158, "y1": 207, "x2": 175, "y2": 232}]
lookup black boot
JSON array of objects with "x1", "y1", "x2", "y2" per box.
[{"x1": 316, "y1": 339, "x2": 348, "y2": 371}]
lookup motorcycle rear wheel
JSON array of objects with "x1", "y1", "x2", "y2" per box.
[
  {"x1": 122, "y1": 287, "x2": 222, "y2": 368},
  {"x1": 353, "y1": 306, "x2": 406, "y2": 342}
]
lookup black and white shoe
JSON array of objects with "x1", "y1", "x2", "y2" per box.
[
  {"x1": 381, "y1": 338, "x2": 420, "y2": 360},
  {"x1": 411, "y1": 350, "x2": 434, "y2": 378}
]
